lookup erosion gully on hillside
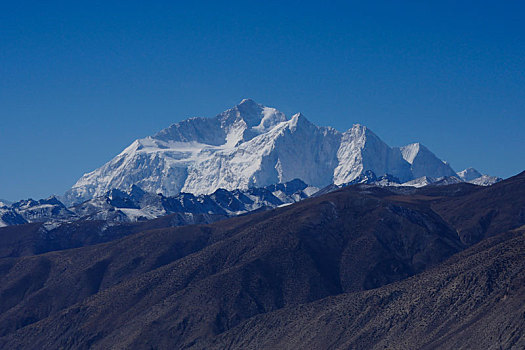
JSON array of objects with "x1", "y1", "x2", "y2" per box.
[{"x1": 0, "y1": 171, "x2": 523, "y2": 349}]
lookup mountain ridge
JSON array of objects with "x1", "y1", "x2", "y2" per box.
[
  {"x1": 0, "y1": 170, "x2": 522, "y2": 349},
  {"x1": 64, "y1": 99, "x2": 496, "y2": 206}
]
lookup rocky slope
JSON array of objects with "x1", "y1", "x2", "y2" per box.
[
  {"x1": 207, "y1": 228, "x2": 524, "y2": 350},
  {"x1": 1, "y1": 180, "x2": 316, "y2": 228},
  {"x1": 0, "y1": 171, "x2": 523, "y2": 349}
]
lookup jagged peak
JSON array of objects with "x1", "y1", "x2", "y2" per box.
[
  {"x1": 347, "y1": 123, "x2": 372, "y2": 134},
  {"x1": 351, "y1": 123, "x2": 375, "y2": 132},
  {"x1": 232, "y1": 98, "x2": 263, "y2": 115},
  {"x1": 152, "y1": 99, "x2": 289, "y2": 146},
  {"x1": 289, "y1": 112, "x2": 304, "y2": 123},
  {"x1": 457, "y1": 167, "x2": 482, "y2": 181},
  {"x1": 288, "y1": 112, "x2": 317, "y2": 131},
  {"x1": 238, "y1": 98, "x2": 258, "y2": 107},
  {"x1": 224, "y1": 99, "x2": 287, "y2": 128},
  {"x1": 342, "y1": 123, "x2": 382, "y2": 142}
]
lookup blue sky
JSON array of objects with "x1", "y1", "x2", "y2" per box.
[{"x1": 1, "y1": 1, "x2": 524, "y2": 201}]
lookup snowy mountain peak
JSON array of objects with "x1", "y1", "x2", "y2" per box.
[
  {"x1": 457, "y1": 167, "x2": 483, "y2": 181},
  {"x1": 346, "y1": 124, "x2": 383, "y2": 143},
  {"x1": 351, "y1": 123, "x2": 365, "y2": 130},
  {"x1": 239, "y1": 98, "x2": 256, "y2": 105},
  {"x1": 397, "y1": 142, "x2": 456, "y2": 179},
  {"x1": 469, "y1": 175, "x2": 502, "y2": 186},
  {"x1": 288, "y1": 112, "x2": 313, "y2": 129},
  {"x1": 455, "y1": 168, "x2": 502, "y2": 186},
  {"x1": 63, "y1": 100, "x2": 493, "y2": 205},
  {"x1": 221, "y1": 98, "x2": 287, "y2": 128}
]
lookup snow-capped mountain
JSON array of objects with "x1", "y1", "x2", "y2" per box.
[
  {"x1": 457, "y1": 167, "x2": 483, "y2": 181},
  {"x1": 1, "y1": 180, "x2": 317, "y2": 227},
  {"x1": 0, "y1": 207, "x2": 26, "y2": 227},
  {"x1": 0, "y1": 196, "x2": 73, "y2": 227},
  {"x1": 467, "y1": 174, "x2": 502, "y2": 186},
  {"x1": 64, "y1": 99, "x2": 496, "y2": 205},
  {"x1": 456, "y1": 167, "x2": 502, "y2": 185},
  {"x1": 398, "y1": 143, "x2": 456, "y2": 179},
  {"x1": 69, "y1": 179, "x2": 317, "y2": 223}
]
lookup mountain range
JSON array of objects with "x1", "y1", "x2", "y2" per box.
[
  {"x1": 63, "y1": 99, "x2": 499, "y2": 205},
  {"x1": 0, "y1": 99, "x2": 520, "y2": 349},
  {"x1": 0, "y1": 170, "x2": 523, "y2": 349},
  {"x1": 0, "y1": 171, "x2": 500, "y2": 229},
  {"x1": 0, "y1": 179, "x2": 316, "y2": 228}
]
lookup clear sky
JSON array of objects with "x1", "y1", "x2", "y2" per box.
[{"x1": 1, "y1": 1, "x2": 524, "y2": 201}]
